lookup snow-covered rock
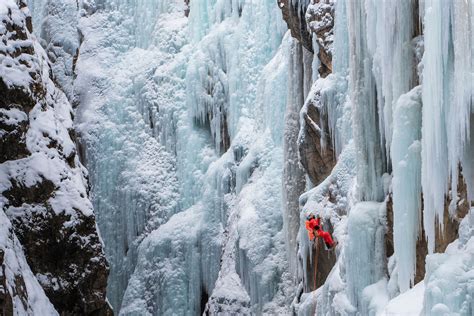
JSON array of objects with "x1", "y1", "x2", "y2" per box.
[
  {"x1": 0, "y1": 210, "x2": 59, "y2": 316},
  {"x1": 0, "y1": 1, "x2": 111, "y2": 314}
]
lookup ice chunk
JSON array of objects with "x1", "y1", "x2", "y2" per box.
[{"x1": 382, "y1": 281, "x2": 425, "y2": 316}]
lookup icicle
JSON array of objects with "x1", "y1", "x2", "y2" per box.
[
  {"x1": 448, "y1": 0, "x2": 474, "y2": 212},
  {"x1": 421, "y1": 0, "x2": 473, "y2": 252},
  {"x1": 347, "y1": 0, "x2": 385, "y2": 202},
  {"x1": 365, "y1": 0, "x2": 414, "y2": 159},
  {"x1": 391, "y1": 86, "x2": 422, "y2": 293},
  {"x1": 421, "y1": 0, "x2": 450, "y2": 252}
]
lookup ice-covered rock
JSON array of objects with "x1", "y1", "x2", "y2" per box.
[
  {"x1": 422, "y1": 210, "x2": 474, "y2": 316},
  {"x1": 26, "y1": 0, "x2": 81, "y2": 102},
  {"x1": 306, "y1": 0, "x2": 335, "y2": 77}
]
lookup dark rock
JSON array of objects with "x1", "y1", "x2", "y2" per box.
[
  {"x1": 185, "y1": 0, "x2": 191, "y2": 17},
  {"x1": 0, "y1": 250, "x2": 15, "y2": 316},
  {"x1": 299, "y1": 95, "x2": 336, "y2": 185},
  {"x1": 385, "y1": 195, "x2": 394, "y2": 258},
  {"x1": 3, "y1": 178, "x2": 56, "y2": 208},
  {"x1": 9, "y1": 210, "x2": 112, "y2": 315},
  {"x1": 277, "y1": 0, "x2": 313, "y2": 53}
]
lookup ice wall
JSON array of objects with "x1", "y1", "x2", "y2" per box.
[
  {"x1": 73, "y1": 0, "x2": 295, "y2": 314},
  {"x1": 365, "y1": 0, "x2": 415, "y2": 157},
  {"x1": 296, "y1": 0, "x2": 473, "y2": 315},
  {"x1": 121, "y1": 0, "x2": 293, "y2": 313},
  {"x1": 421, "y1": 0, "x2": 474, "y2": 253},
  {"x1": 72, "y1": 0, "x2": 185, "y2": 310},
  {"x1": 346, "y1": 202, "x2": 387, "y2": 313},
  {"x1": 347, "y1": 0, "x2": 386, "y2": 202}
]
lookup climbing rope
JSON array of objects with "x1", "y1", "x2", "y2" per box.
[{"x1": 313, "y1": 235, "x2": 320, "y2": 291}]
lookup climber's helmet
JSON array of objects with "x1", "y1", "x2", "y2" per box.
[{"x1": 306, "y1": 212, "x2": 315, "y2": 220}]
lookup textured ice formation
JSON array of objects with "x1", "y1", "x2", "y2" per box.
[
  {"x1": 346, "y1": 202, "x2": 387, "y2": 314},
  {"x1": 423, "y1": 210, "x2": 474, "y2": 316},
  {"x1": 22, "y1": 0, "x2": 474, "y2": 314},
  {"x1": 391, "y1": 86, "x2": 422, "y2": 292},
  {"x1": 421, "y1": 0, "x2": 474, "y2": 253},
  {"x1": 72, "y1": 0, "x2": 185, "y2": 309},
  {"x1": 297, "y1": 0, "x2": 473, "y2": 315},
  {"x1": 71, "y1": 0, "x2": 295, "y2": 313}
]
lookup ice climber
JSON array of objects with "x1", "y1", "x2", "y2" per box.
[{"x1": 305, "y1": 213, "x2": 336, "y2": 249}]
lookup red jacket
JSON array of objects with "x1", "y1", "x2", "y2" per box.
[
  {"x1": 305, "y1": 218, "x2": 321, "y2": 231},
  {"x1": 305, "y1": 218, "x2": 321, "y2": 240},
  {"x1": 305, "y1": 217, "x2": 334, "y2": 246}
]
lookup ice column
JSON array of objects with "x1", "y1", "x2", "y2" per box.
[
  {"x1": 391, "y1": 86, "x2": 422, "y2": 292},
  {"x1": 365, "y1": 0, "x2": 415, "y2": 157},
  {"x1": 347, "y1": 1, "x2": 385, "y2": 202},
  {"x1": 283, "y1": 37, "x2": 309, "y2": 278}
]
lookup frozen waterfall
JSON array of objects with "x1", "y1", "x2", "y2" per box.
[
  {"x1": 32, "y1": 0, "x2": 298, "y2": 313},
  {"x1": 22, "y1": 0, "x2": 474, "y2": 315}
]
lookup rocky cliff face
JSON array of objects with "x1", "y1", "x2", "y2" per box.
[
  {"x1": 280, "y1": 0, "x2": 337, "y2": 187},
  {"x1": 0, "y1": 1, "x2": 111, "y2": 314},
  {"x1": 279, "y1": 0, "x2": 334, "y2": 77},
  {"x1": 0, "y1": 211, "x2": 59, "y2": 316},
  {"x1": 278, "y1": 0, "x2": 313, "y2": 53}
]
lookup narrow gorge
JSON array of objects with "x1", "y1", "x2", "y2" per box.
[{"x1": 0, "y1": 0, "x2": 473, "y2": 315}]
